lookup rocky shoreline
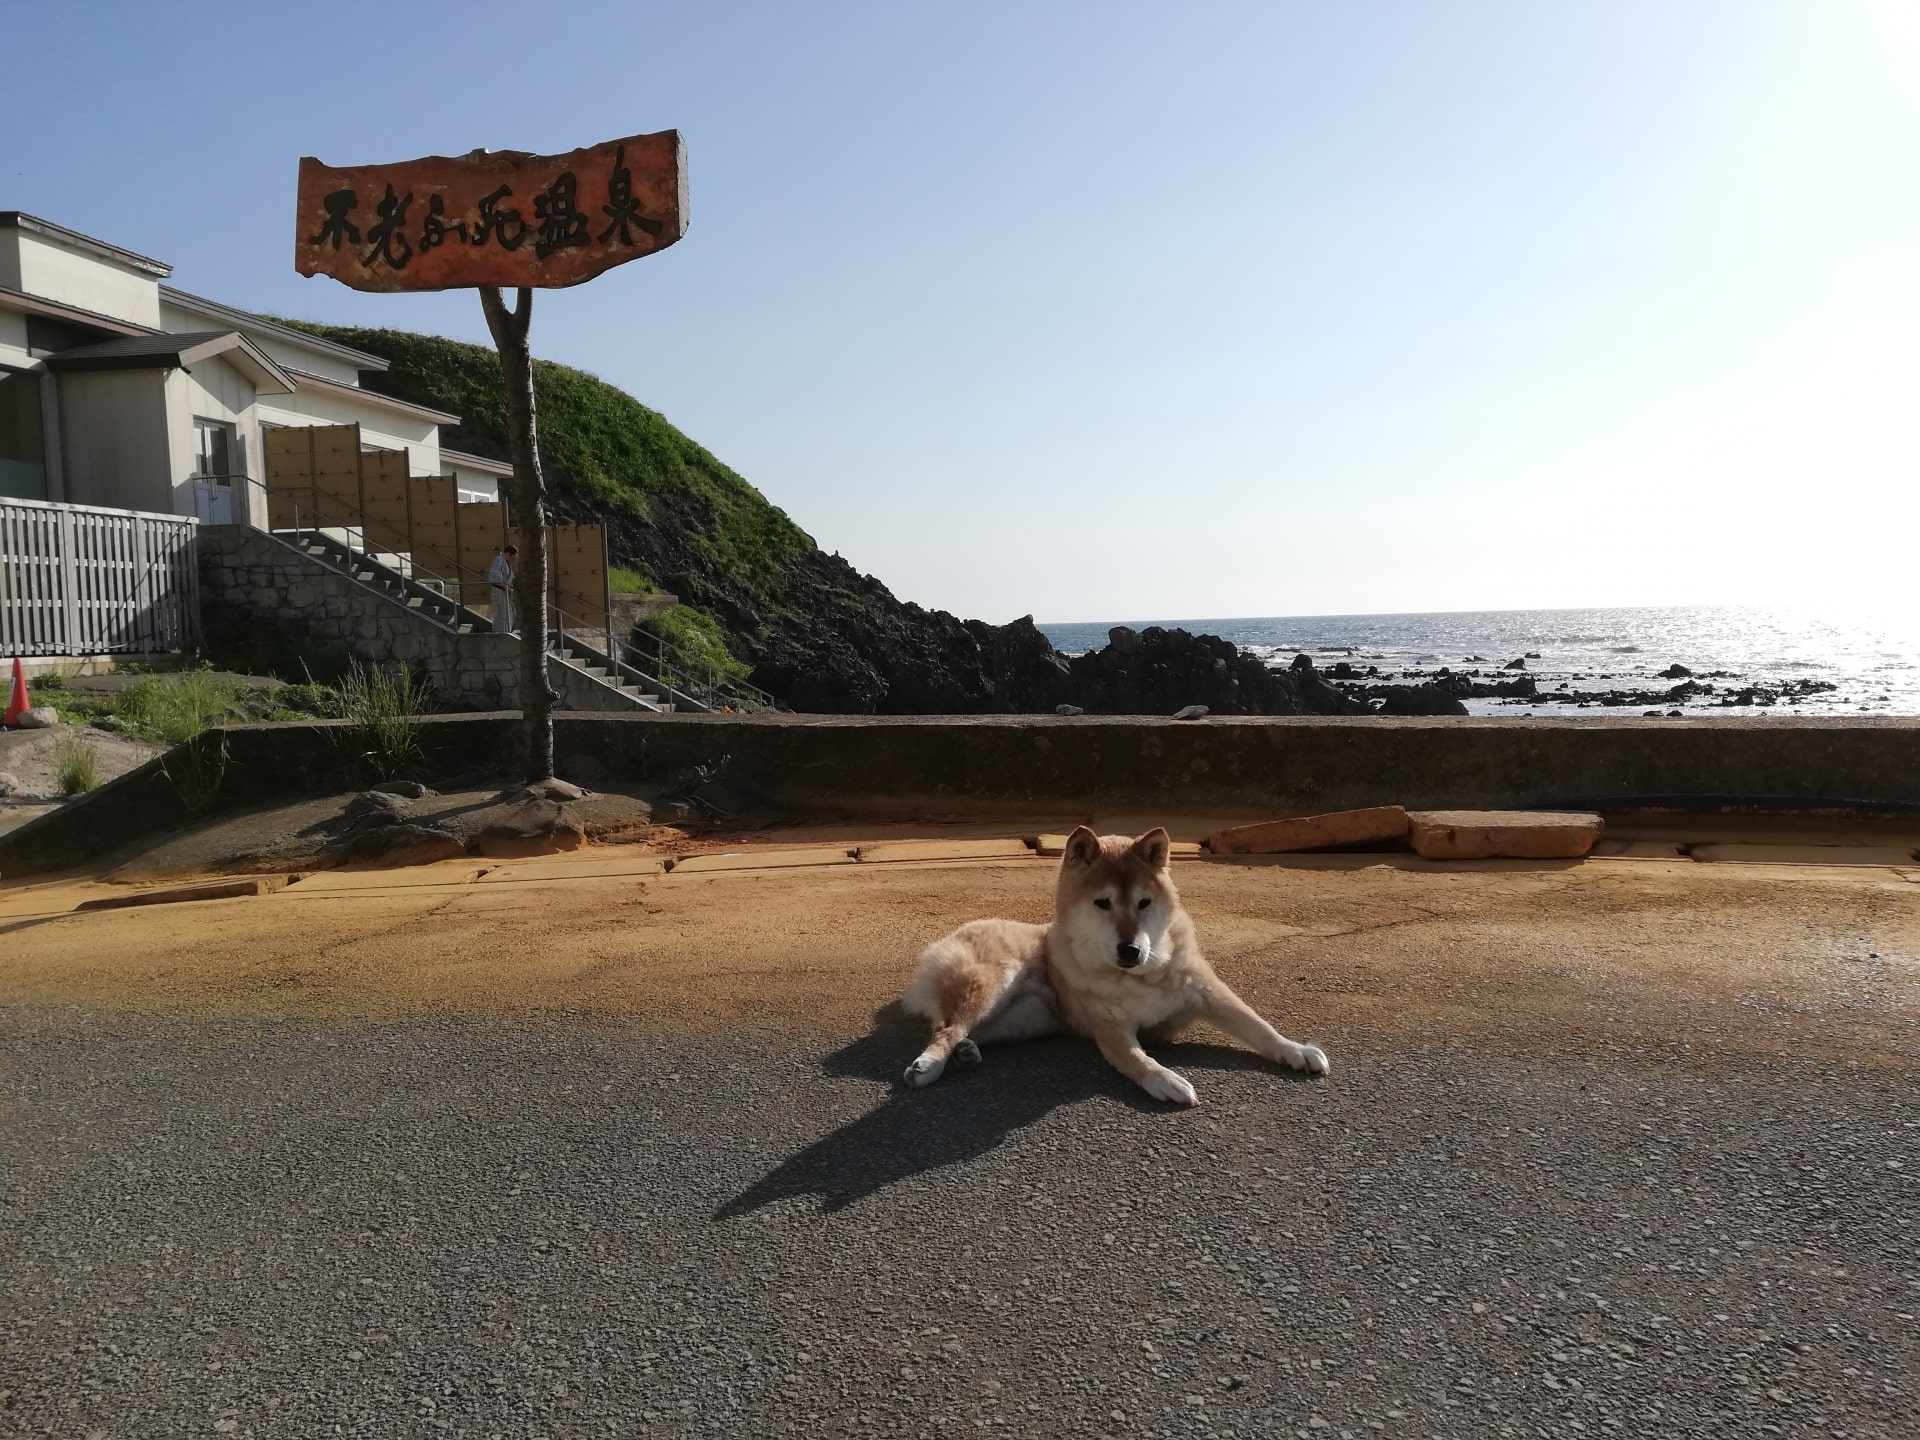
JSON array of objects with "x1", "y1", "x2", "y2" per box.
[{"x1": 1315, "y1": 654, "x2": 1844, "y2": 716}]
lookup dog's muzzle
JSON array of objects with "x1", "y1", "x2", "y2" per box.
[{"x1": 1115, "y1": 942, "x2": 1143, "y2": 968}]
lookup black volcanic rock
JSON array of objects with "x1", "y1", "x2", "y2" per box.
[
  {"x1": 1370, "y1": 684, "x2": 1470, "y2": 716},
  {"x1": 1067, "y1": 628, "x2": 1362, "y2": 717}
]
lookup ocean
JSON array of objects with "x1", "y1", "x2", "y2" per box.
[{"x1": 1036, "y1": 606, "x2": 1920, "y2": 717}]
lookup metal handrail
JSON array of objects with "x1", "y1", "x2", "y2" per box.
[{"x1": 227, "y1": 473, "x2": 780, "y2": 713}]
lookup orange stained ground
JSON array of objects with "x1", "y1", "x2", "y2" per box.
[{"x1": 4, "y1": 841, "x2": 1916, "y2": 1072}]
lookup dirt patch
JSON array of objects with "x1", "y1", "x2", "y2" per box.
[{"x1": 0, "y1": 726, "x2": 162, "y2": 803}]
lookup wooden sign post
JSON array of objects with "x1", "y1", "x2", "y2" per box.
[{"x1": 294, "y1": 131, "x2": 687, "y2": 782}]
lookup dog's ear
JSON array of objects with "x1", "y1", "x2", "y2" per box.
[
  {"x1": 1130, "y1": 827, "x2": 1171, "y2": 870},
  {"x1": 1064, "y1": 826, "x2": 1102, "y2": 867}
]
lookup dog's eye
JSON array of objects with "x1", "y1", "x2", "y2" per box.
[
  {"x1": 1137, "y1": 897, "x2": 1151, "y2": 910},
  {"x1": 1093, "y1": 898, "x2": 1111, "y2": 911}
]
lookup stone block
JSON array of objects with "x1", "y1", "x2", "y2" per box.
[
  {"x1": 1209, "y1": 806, "x2": 1409, "y2": 855},
  {"x1": 1407, "y1": 810, "x2": 1604, "y2": 860}
]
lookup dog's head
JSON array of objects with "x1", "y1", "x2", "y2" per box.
[{"x1": 1055, "y1": 826, "x2": 1179, "y2": 972}]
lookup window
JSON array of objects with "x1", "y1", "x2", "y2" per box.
[
  {"x1": 192, "y1": 417, "x2": 237, "y2": 481},
  {"x1": 0, "y1": 368, "x2": 48, "y2": 501}
]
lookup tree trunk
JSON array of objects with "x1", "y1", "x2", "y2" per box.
[{"x1": 479, "y1": 285, "x2": 556, "y2": 783}]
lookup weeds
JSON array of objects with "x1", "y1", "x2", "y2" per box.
[
  {"x1": 274, "y1": 681, "x2": 341, "y2": 718},
  {"x1": 331, "y1": 661, "x2": 431, "y2": 782},
  {"x1": 53, "y1": 729, "x2": 101, "y2": 795},
  {"x1": 162, "y1": 735, "x2": 230, "y2": 817},
  {"x1": 111, "y1": 667, "x2": 245, "y2": 745}
]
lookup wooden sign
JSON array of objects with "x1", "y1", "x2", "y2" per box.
[{"x1": 294, "y1": 131, "x2": 686, "y2": 292}]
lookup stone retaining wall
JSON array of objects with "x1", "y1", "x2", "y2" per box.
[{"x1": 196, "y1": 525, "x2": 639, "y2": 715}]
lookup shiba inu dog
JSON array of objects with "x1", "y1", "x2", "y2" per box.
[{"x1": 900, "y1": 826, "x2": 1330, "y2": 1105}]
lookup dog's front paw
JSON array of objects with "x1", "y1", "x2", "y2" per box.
[
  {"x1": 950, "y1": 1037, "x2": 982, "y2": 1069},
  {"x1": 903, "y1": 1052, "x2": 946, "y2": 1088},
  {"x1": 1141, "y1": 1066, "x2": 1198, "y2": 1107},
  {"x1": 1294, "y1": 1043, "x2": 1330, "y2": 1076}
]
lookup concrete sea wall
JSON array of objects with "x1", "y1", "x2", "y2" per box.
[{"x1": 4, "y1": 712, "x2": 1917, "y2": 878}]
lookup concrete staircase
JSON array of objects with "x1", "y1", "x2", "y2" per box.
[{"x1": 291, "y1": 531, "x2": 676, "y2": 712}]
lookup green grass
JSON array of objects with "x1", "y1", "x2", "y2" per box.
[
  {"x1": 53, "y1": 729, "x2": 101, "y2": 795},
  {"x1": 640, "y1": 605, "x2": 752, "y2": 686},
  {"x1": 109, "y1": 669, "x2": 246, "y2": 745},
  {"x1": 609, "y1": 565, "x2": 653, "y2": 595}
]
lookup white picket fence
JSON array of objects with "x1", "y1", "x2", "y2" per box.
[{"x1": 0, "y1": 497, "x2": 199, "y2": 656}]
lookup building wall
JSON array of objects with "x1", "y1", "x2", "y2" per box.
[
  {"x1": 447, "y1": 460, "x2": 503, "y2": 503},
  {"x1": 4, "y1": 232, "x2": 161, "y2": 327},
  {"x1": 170, "y1": 357, "x2": 265, "y2": 522},
  {"x1": 0, "y1": 306, "x2": 30, "y2": 365},
  {"x1": 59, "y1": 369, "x2": 174, "y2": 512},
  {"x1": 256, "y1": 393, "x2": 441, "y2": 476}
]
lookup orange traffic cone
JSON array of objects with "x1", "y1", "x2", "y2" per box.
[{"x1": 4, "y1": 658, "x2": 27, "y2": 727}]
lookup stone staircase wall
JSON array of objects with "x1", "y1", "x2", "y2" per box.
[{"x1": 197, "y1": 525, "x2": 657, "y2": 713}]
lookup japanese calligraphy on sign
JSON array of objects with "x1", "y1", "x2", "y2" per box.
[{"x1": 294, "y1": 131, "x2": 686, "y2": 292}]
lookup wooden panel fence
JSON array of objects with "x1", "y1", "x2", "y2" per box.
[
  {"x1": 261, "y1": 424, "x2": 610, "y2": 632},
  {"x1": 0, "y1": 497, "x2": 199, "y2": 656}
]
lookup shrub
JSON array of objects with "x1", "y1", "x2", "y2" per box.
[
  {"x1": 53, "y1": 729, "x2": 101, "y2": 795},
  {"x1": 609, "y1": 565, "x2": 653, "y2": 595}
]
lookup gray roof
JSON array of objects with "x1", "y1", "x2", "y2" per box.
[
  {"x1": 45, "y1": 330, "x2": 294, "y2": 393},
  {"x1": 159, "y1": 286, "x2": 389, "y2": 372},
  {"x1": 0, "y1": 212, "x2": 171, "y2": 277},
  {"x1": 441, "y1": 448, "x2": 515, "y2": 476},
  {"x1": 281, "y1": 366, "x2": 461, "y2": 424}
]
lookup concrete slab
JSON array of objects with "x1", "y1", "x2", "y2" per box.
[
  {"x1": 854, "y1": 838, "x2": 1033, "y2": 863},
  {"x1": 76, "y1": 876, "x2": 287, "y2": 911},
  {"x1": 1036, "y1": 834, "x2": 1204, "y2": 859},
  {"x1": 285, "y1": 861, "x2": 495, "y2": 893},
  {"x1": 1407, "y1": 810, "x2": 1604, "y2": 860},
  {"x1": 1208, "y1": 806, "x2": 1409, "y2": 855},
  {"x1": 1591, "y1": 839, "x2": 1690, "y2": 860},
  {"x1": 1689, "y1": 843, "x2": 1920, "y2": 868},
  {"x1": 670, "y1": 848, "x2": 856, "y2": 874},
  {"x1": 478, "y1": 853, "x2": 668, "y2": 882}
]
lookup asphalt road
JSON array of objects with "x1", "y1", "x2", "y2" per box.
[{"x1": 4, "y1": 1006, "x2": 1915, "y2": 1440}]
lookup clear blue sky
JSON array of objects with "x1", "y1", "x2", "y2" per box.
[{"x1": 7, "y1": 1, "x2": 1917, "y2": 624}]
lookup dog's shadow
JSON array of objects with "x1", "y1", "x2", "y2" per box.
[{"x1": 715, "y1": 1005, "x2": 1298, "y2": 1218}]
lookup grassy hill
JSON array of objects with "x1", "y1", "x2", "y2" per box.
[{"x1": 272, "y1": 322, "x2": 1046, "y2": 710}]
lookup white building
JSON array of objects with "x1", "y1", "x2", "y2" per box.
[{"x1": 0, "y1": 210, "x2": 506, "y2": 522}]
